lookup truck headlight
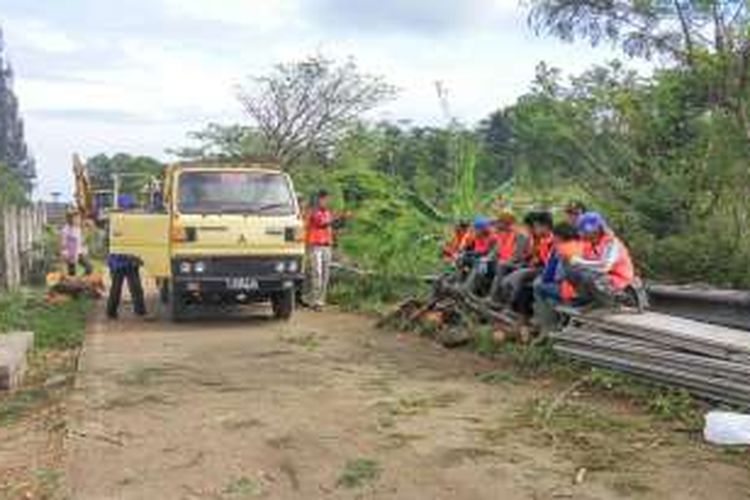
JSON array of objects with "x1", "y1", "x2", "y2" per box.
[
  {"x1": 179, "y1": 261, "x2": 192, "y2": 274},
  {"x1": 275, "y1": 261, "x2": 285, "y2": 273},
  {"x1": 194, "y1": 261, "x2": 206, "y2": 273},
  {"x1": 287, "y1": 260, "x2": 298, "y2": 273}
]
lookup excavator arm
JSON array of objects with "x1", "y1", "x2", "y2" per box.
[{"x1": 73, "y1": 153, "x2": 95, "y2": 219}]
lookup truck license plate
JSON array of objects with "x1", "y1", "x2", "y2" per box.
[{"x1": 225, "y1": 277, "x2": 259, "y2": 290}]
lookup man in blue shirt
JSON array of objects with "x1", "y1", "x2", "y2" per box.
[{"x1": 106, "y1": 195, "x2": 147, "y2": 319}]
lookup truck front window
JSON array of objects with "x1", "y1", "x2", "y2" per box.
[{"x1": 177, "y1": 171, "x2": 295, "y2": 215}]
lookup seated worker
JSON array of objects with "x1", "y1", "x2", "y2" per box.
[
  {"x1": 567, "y1": 212, "x2": 636, "y2": 307},
  {"x1": 500, "y1": 211, "x2": 555, "y2": 315},
  {"x1": 533, "y1": 222, "x2": 584, "y2": 334},
  {"x1": 442, "y1": 220, "x2": 472, "y2": 264},
  {"x1": 106, "y1": 195, "x2": 147, "y2": 320},
  {"x1": 486, "y1": 212, "x2": 529, "y2": 304},
  {"x1": 460, "y1": 217, "x2": 497, "y2": 293}
]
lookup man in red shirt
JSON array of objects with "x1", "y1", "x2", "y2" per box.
[{"x1": 306, "y1": 189, "x2": 335, "y2": 310}]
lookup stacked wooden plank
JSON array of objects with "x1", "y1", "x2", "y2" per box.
[
  {"x1": 647, "y1": 284, "x2": 750, "y2": 331},
  {"x1": 551, "y1": 311, "x2": 750, "y2": 407}
]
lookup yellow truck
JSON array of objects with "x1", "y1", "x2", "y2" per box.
[{"x1": 108, "y1": 162, "x2": 305, "y2": 320}]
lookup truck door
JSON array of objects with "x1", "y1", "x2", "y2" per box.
[{"x1": 109, "y1": 213, "x2": 171, "y2": 278}]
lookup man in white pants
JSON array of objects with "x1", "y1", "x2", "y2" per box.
[{"x1": 306, "y1": 190, "x2": 334, "y2": 310}]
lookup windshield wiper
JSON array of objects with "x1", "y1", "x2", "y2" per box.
[{"x1": 254, "y1": 203, "x2": 289, "y2": 212}]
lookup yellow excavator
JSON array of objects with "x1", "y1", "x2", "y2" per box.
[{"x1": 72, "y1": 154, "x2": 95, "y2": 220}]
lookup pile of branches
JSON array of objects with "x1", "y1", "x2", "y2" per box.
[
  {"x1": 45, "y1": 272, "x2": 105, "y2": 303},
  {"x1": 379, "y1": 274, "x2": 534, "y2": 347}
]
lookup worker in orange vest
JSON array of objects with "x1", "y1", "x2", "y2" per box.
[
  {"x1": 532, "y1": 222, "x2": 584, "y2": 333},
  {"x1": 306, "y1": 189, "x2": 335, "y2": 310},
  {"x1": 460, "y1": 217, "x2": 497, "y2": 294},
  {"x1": 486, "y1": 212, "x2": 529, "y2": 304},
  {"x1": 500, "y1": 211, "x2": 555, "y2": 315},
  {"x1": 568, "y1": 212, "x2": 636, "y2": 306},
  {"x1": 442, "y1": 220, "x2": 472, "y2": 264}
]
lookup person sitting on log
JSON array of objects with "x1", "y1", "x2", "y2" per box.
[
  {"x1": 485, "y1": 211, "x2": 529, "y2": 305},
  {"x1": 567, "y1": 212, "x2": 636, "y2": 307},
  {"x1": 499, "y1": 210, "x2": 555, "y2": 316},
  {"x1": 459, "y1": 217, "x2": 497, "y2": 293},
  {"x1": 442, "y1": 219, "x2": 472, "y2": 265},
  {"x1": 532, "y1": 222, "x2": 584, "y2": 334}
]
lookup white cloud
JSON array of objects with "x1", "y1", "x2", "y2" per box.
[
  {"x1": 161, "y1": 0, "x2": 303, "y2": 31},
  {"x1": 4, "y1": 18, "x2": 81, "y2": 54}
]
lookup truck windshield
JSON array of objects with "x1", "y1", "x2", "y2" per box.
[{"x1": 177, "y1": 171, "x2": 295, "y2": 215}]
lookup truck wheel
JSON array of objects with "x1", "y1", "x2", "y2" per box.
[{"x1": 271, "y1": 290, "x2": 295, "y2": 320}]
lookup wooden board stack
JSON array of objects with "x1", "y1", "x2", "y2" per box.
[{"x1": 550, "y1": 311, "x2": 750, "y2": 407}]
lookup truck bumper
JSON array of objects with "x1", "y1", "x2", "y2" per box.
[
  {"x1": 173, "y1": 274, "x2": 304, "y2": 295},
  {"x1": 171, "y1": 256, "x2": 304, "y2": 300}
]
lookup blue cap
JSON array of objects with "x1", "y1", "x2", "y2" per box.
[
  {"x1": 117, "y1": 194, "x2": 136, "y2": 210},
  {"x1": 577, "y1": 211, "x2": 607, "y2": 234},
  {"x1": 473, "y1": 216, "x2": 491, "y2": 231}
]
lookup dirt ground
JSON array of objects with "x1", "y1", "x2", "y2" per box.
[{"x1": 52, "y1": 297, "x2": 750, "y2": 500}]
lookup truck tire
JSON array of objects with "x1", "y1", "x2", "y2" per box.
[{"x1": 271, "y1": 290, "x2": 295, "y2": 320}]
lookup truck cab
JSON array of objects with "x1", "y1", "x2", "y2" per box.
[{"x1": 109, "y1": 162, "x2": 305, "y2": 320}]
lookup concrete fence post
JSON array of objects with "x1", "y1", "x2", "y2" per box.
[{"x1": 3, "y1": 206, "x2": 21, "y2": 290}]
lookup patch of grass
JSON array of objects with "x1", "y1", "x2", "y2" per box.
[
  {"x1": 329, "y1": 273, "x2": 428, "y2": 314},
  {"x1": 0, "y1": 289, "x2": 90, "y2": 350},
  {"x1": 222, "y1": 418, "x2": 263, "y2": 431},
  {"x1": 0, "y1": 387, "x2": 50, "y2": 426},
  {"x1": 382, "y1": 391, "x2": 466, "y2": 417},
  {"x1": 497, "y1": 341, "x2": 563, "y2": 375},
  {"x1": 32, "y1": 468, "x2": 62, "y2": 492},
  {"x1": 223, "y1": 476, "x2": 261, "y2": 497},
  {"x1": 610, "y1": 475, "x2": 652, "y2": 496},
  {"x1": 437, "y1": 447, "x2": 497, "y2": 467},
  {"x1": 337, "y1": 458, "x2": 381, "y2": 489},
  {"x1": 279, "y1": 332, "x2": 323, "y2": 350},
  {"x1": 472, "y1": 325, "x2": 497, "y2": 356},
  {"x1": 118, "y1": 365, "x2": 183, "y2": 386},
  {"x1": 476, "y1": 370, "x2": 517, "y2": 385},
  {"x1": 516, "y1": 397, "x2": 657, "y2": 472},
  {"x1": 99, "y1": 393, "x2": 174, "y2": 410},
  {"x1": 587, "y1": 368, "x2": 702, "y2": 427},
  {"x1": 379, "y1": 432, "x2": 425, "y2": 449}
]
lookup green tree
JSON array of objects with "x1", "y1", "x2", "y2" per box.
[
  {"x1": 169, "y1": 123, "x2": 269, "y2": 160},
  {"x1": 0, "y1": 27, "x2": 34, "y2": 196},
  {"x1": 86, "y1": 153, "x2": 164, "y2": 197}
]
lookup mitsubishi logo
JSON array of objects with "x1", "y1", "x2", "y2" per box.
[{"x1": 237, "y1": 234, "x2": 247, "y2": 245}]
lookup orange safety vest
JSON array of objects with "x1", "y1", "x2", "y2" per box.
[
  {"x1": 530, "y1": 233, "x2": 554, "y2": 267},
  {"x1": 584, "y1": 234, "x2": 635, "y2": 290},
  {"x1": 472, "y1": 231, "x2": 495, "y2": 256},
  {"x1": 495, "y1": 230, "x2": 517, "y2": 263},
  {"x1": 443, "y1": 229, "x2": 471, "y2": 261},
  {"x1": 443, "y1": 229, "x2": 472, "y2": 261},
  {"x1": 306, "y1": 207, "x2": 333, "y2": 246}
]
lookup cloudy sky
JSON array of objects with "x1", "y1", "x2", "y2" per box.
[{"x1": 0, "y1": 0, "x2": 630, "y2": 199}]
